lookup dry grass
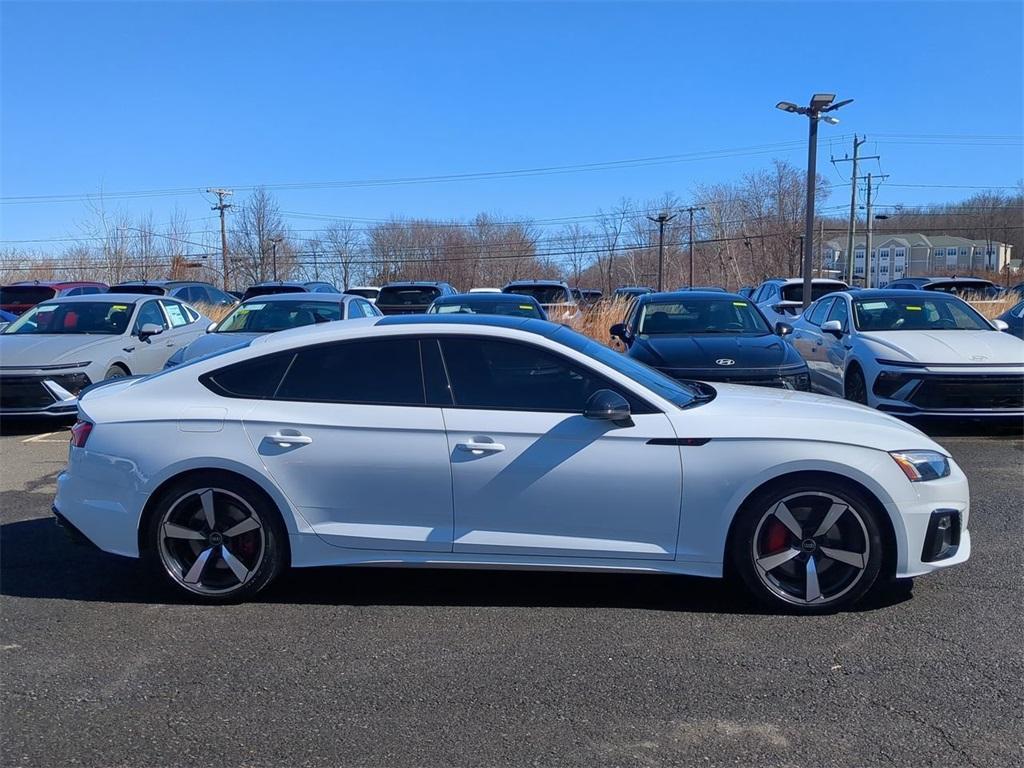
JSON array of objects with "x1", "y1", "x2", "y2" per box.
[
  {"x1": 970, "y1": 295, "x2": 1018, "y2": 320},
  {"x1": 193, "y1": 302, "x2": 234, "y2": 323},
  {"x1": 566, "y1": 298, "x2": 633, "y2": 349}
]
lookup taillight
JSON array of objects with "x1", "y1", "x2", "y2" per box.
[{"x1": 70, "y1": 419, "x2": 93, "y2": 448}]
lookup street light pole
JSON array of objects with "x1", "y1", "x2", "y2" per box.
[
  {"x1": 646, "y1": 212, "x2": 676, "y2": 292},
  {"x1": 776, "y1": 93, "x2": 853, "y2": 308}
]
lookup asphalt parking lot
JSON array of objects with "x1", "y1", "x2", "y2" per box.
[{"x1": 1, "y1": 420, "x2": 1021, "y2": 768}]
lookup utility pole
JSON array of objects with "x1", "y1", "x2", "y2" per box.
[
  {"x1": 680, "y1": 205, "x2": 705, "y2": 288},
  {"x1": 646, "y1": 212, "x2": 676, "y2": 291},
  {"x1": 858, "y1": 173, "x2": 889, "y2": 289},
  {"x1": 831, "y1": 137, "x2": 878, "y2": 285},
  {"x1": 207, "y1": 189, "x2": 233, "y2": 290},
  {"x1": 818, "y1": 219, "x2": 825, "y2": 278},
  {"x1": 270, "y1": 237, "x2": 282, "y2": 281}
]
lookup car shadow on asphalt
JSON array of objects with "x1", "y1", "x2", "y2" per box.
[{"x1": 0, "y1": 515, "x2": 913, "y2": 615}]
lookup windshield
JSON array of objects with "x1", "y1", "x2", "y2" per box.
[
  {"x1": 216, "y1": 300, "x2": 341, "y2": 332},
  {"x1": 551, "y1": 326, "x2": 702, "y2": 409},
  {"x1": 504, "y1": 285, "x2": 570, "y2": 304},
  {"x1": 781, "y1": 283, "x2": 846, "y2": 303},
  {"x1": 0, "y1": 286, "x2": 57, "y2": 306},
  {"x1": 429, "y1": 299, "x2": 544, "y2": 319},
  {"x1": 377, "y1": 286, "x2": 441, "y2": 306},
  {"x1": 853, "y1": 297, "x2": 992, "y2": 331},
  {"x1": 3, "y1": 301, "x2": 135, "y2": 335},
  {"x1": 638, "y1": 298, "x2": 770, "y2": 335}
]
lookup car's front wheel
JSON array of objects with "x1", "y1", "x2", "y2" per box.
[
  {"x1": 844, "y1": 366, "x2": 868, "y2": 405},
  {"x1": 731, "y1": 480, "x2": 884, "y2": 613},
  {"x1": 145, "y1": 473, "x2": 286, "y2": 602}
]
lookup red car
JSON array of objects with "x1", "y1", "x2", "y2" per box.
[{"x1": 0, "y1": 280, "x2": 109, "y2": 315}]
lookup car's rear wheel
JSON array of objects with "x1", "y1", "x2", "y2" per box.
[
  {"x1": 145, "y1": 473, "x2": 285, "y2": 602},
  {"x1": 844, "y1": 366, "x2": 868, "y2": 404},
  {"x1": 731, "y1": 482, "x2": 884, "y2": 613}
]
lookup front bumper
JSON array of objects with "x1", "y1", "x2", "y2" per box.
[
  {"x1": 0, "y1": 373, "x2": 89, "y2": 417},
  {"x1": 872, "y1": 366, "x2": 1024, "y2": 418}
]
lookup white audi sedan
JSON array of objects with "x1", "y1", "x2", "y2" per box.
[
  {"x1": 54, "y1": 315, "x2": 970, "y2": 612},
  {"x1": 1, "y1": 294, "x2": 208, "y2": 417}
]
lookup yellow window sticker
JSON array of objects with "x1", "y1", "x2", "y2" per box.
[
  {"x1": 732, "y1": 301, "x2": 748, "y2": 307},
  {"x1": 111, "y1": 305, "x2": 128, "y2": 311},
  {"x1": 905, "y1": 305, "x2": 922, "y2": 311},
  {"x1": 519, "y1": 305, "x2": 534, "y2": 310}
]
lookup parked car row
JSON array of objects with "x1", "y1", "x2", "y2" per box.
[{"x1": 606, "y1": 283, "x2": 1024, "y2": 419}]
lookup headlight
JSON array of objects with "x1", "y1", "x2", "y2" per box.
[
  {"x1": 890, "y1": 450, "x2": 951, "y2": 482},
  {"x1": 781, "y1": 372, "x2": 811, "y2": 391}
]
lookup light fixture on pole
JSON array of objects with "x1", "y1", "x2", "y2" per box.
[
  {"x1": 776, "y1": 93, "x2": 853, "y2": 308},
  {"x1": 646, "y1": 212, "x2": 676, "y2": 292}
]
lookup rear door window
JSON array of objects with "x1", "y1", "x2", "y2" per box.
[
  {"x1": 274, "y1": 338, "x2": 425, "y2": 405},
  {"x1": 203, "y1": 353, "x2": 295, "y2": 399},
  {"x1": 160, "y1": 300, "x2": 192, "y2": 328}
]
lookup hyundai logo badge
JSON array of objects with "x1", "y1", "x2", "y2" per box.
[{"x1": 715, "y1": 358, "x2": 736, "y2": 366}]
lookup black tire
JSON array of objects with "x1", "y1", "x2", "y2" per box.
[
  {"x1": 844, "y1": 366, "x2": 868, "y2": 405},
  {"x1": 104, "y1": 364, "x2": 129, "y2": 380},
  {"x1": 143, "y1": 472, "x2": 286, "y2": 603},
  {"x1": 730, "y1": 478, "x2": 884, "y2": 613}
]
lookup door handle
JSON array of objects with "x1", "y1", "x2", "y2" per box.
[
  {"x1": 457, "y1": 440, "x2": 506, "y2": 455},
  {"x1": 266, "y1": 433, "x2": 313, "y2": 446}
]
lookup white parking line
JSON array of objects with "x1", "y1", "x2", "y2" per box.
[{"x1": 21, "y1": 432, "x2": 66, "y2": 444}]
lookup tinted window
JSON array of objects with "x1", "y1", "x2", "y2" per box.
[
  {"x1": 109, "y1": 284, "x2": 165, "y2": 296},
  {"x1": 440, "y1": 337, "x2": 639, "y2": 413},
  {"x1": 134, "y1": 300, "x2": 168, "y2": 332},
  {"x1": 430, "y1": 298, "x2": 544, "y2": 319},
  {"x1": 207, "y1": 287, "x2": 236, "y2": 305},
  {"x1": 502, "y1": 285, "x2": 570, "y2": 304},
  {"x1": 377, "y1": 286, "x2": 441, "y2": 306},
  {"x1": 826, "y1": 298, "x2": 850, "y2": 330},
  {"x1": 275, "y1": 338, "x2": 424, "y2": 405},
  {"x1": 806, "y1": 298, "x2": 834, "y2": 326},
  {"x1": 203, "y1": 353, "x2": 294, "y2": 399},
  {"x1": 344, "y1": 288, "x2": 379, "y2": 300},
  {"x1": 242, "y1": 285, "x2": 305, "y2": 300},
  {"x1": 0, "y1": 286, "x2": 56, "y2": 305},
  {"x1": 781, "y1": 283, "x2": 846, "y2": 303},
  {"x1": 160, "y1": 300, "x2": 192, "y2": 328},
  {"x1": 64, "y1": 287, "x2": 86, "y2": 296}
]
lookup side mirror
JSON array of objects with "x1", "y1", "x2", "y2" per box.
[
  {"x1": 775, "y1": 321, "x2": 794, "y2": 337},
  {"x1": 993, "y1": 319, "x2": 1009, "y2": 331},
  {"x1": 609, "y1": 323, "x2": 631, "y2": 343},
  {"x1": 821, "y1": 319, "x2": 844, "y2": 338},
  {"x1": 206, "y1": 322, "x2": 218, "y2": 334},
  {"x1": 138, "y1": 323, "x2": 163, "y2": 342},
  {"x1": 583, "y1": 389, "x2": 633, "y2": 427}
]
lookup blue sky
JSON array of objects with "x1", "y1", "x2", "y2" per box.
[{"x1": 2, "y1": 0, "x2": 1022, "y2": 245}]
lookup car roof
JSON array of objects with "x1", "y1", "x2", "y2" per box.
[
  {"x1": 381, "y1": 281, "x2": 448, "y2": 287},
  {"x1": 8, "y1": 280, "x2": 107, "y2": 288},
  {"x1": 840, "y1": 289, "x2": 965, "y2": 300},
  {"x1": 112, "y1": 280, "x2": 209, "y2": 287},
  {"x1": 776, "y1": 278, "x2": 848, "y2": 285},
  {"x1": 433, "y1": 293, "x2": 540, "y2": 304},
  {"x1": 505, "y1": 279, "x2": 566, "y2": 286},
  {"x1": 639, "y1": 290, "x2": 750, "y2": 301},
  {"x1": 240, "y1": 292, "x2": 353, "y2": 304},
  {"x1": 378, "y1": 313, "x2": 560, "y2": 335},
  {"x1": 36, "y1": 293, "x2": 159, "y2": 303}
]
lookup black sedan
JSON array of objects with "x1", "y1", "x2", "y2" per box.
[
  {"x1": 610, "y1": 290, "x2": 810, "y2": 390},
  {"x1": 427, "y1": 292, "x2": 547, "y2": 319}
]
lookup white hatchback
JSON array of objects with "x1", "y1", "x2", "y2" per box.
[{"x1": 54, "y1": 315, "x2": 970, "y2": 611}]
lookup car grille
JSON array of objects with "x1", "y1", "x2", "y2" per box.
[
  {"x1": 0, "y1": 376, "x2": 58, "y2": 409},
  {"x1": 909, "y1": 374, "x2": 1024, "y2": 411},
  {"x1": 660, "y1": 369, "x2": 789, "y2": 389}
]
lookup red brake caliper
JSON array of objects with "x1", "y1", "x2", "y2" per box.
[{"x1": 764, "y1": 519, "x2": 790, "y2": 553}]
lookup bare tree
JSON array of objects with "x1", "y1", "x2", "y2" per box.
[{"x1": 229, "y1": 187, "x2": 292, "y2": 286}]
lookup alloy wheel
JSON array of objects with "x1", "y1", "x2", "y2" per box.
[
  {"x1": 751, "y1": 491, "x2": 870, "y2": 607},
  {"x1": 157, "y1": 487, "x2": 266, "y2": 596}
]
